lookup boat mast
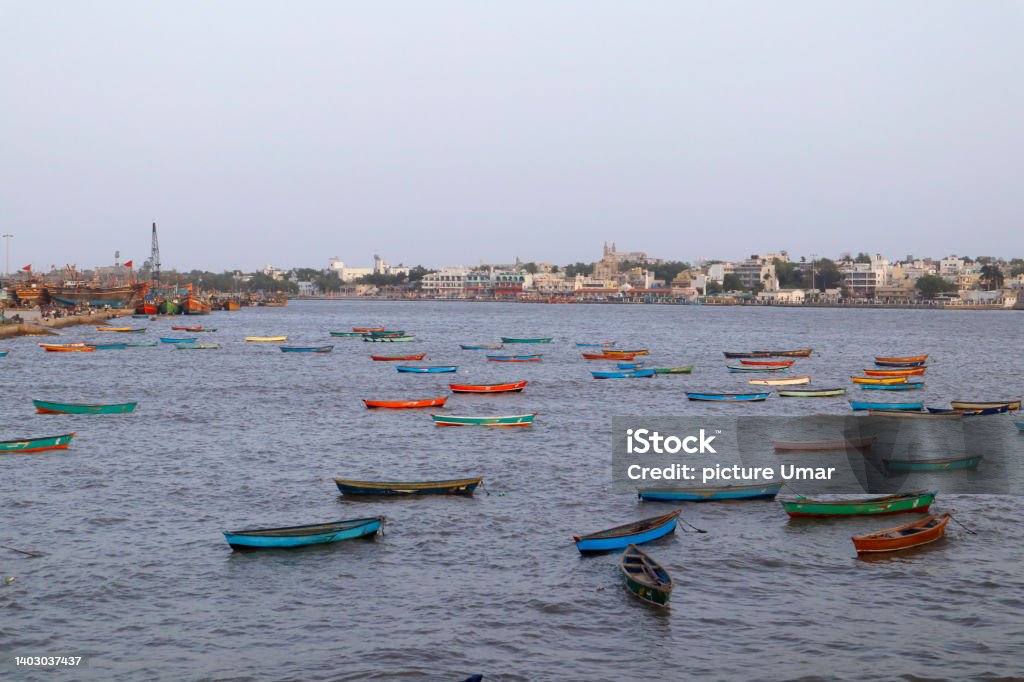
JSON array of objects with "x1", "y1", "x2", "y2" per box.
[{"x1": 151, "y1": 222, "x2": 161, "y2": 284}]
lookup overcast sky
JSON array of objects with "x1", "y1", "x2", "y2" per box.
[{"x1": 2, "y1": 1, "x2": 1021, "y2": 273}]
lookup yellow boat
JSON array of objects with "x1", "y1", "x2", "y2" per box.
[
  {"x1": 851, "y1": 376, "x2": 907, "y2": 385},
  {"x1": 245, "y1": 336, "x2": 288, "y2": 342}
]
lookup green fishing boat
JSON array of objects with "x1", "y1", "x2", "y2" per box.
[
  {"x1": 330, "y1": 331, "x2": 366, "y2": 337},
  {"x1": 882, "y1": 456, "x2": 982, "y2": 472},
  {"x1": 431, "y1": 413, "x2": 536, "y2": 427},
  {"x1": 652, "y1": 366, "x2": 694, "y2": 374},
  {"x1": 0, "y1": 432, "x2": 76, "y2": 453},
  {"x1": 501, "y1": 337, "x2": 553, "y2": 344},
  {"x1": 33, "y1": 399, "x2": 138, "y2": 415},
  {"x1": 620, "y1": 544, "x2": 673, "y2": 607},
  {"x1": 158, "y1": 300, "x2": 181, "y2": 315},
  {"x1": 779, "y1": 490, "x2": 935, "y2": 517}
]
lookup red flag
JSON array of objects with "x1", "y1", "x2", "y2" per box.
[
  {"x1": 124, "y1": 260, "x2": 133, "y2": 268},
  {"x1": 22, "y1": 264, "x2": 31, "y2": 272}
]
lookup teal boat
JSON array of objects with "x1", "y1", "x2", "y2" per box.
[
  {"x1": 1016, "y1": 422, "x2": 1024, "y2": 431},
  {"x1": 638, "y1": 482, "x2": 783, "y2": 502},
  {"x1": 125, "y1": 341, "x2": 158, "y2": 347},
  {"x1": 882, "y1": 455, "x2": 982, "y2": 472},
  {"x1": 92, "y1": 343, "x2": 127, "y2": 350},
  {"x1": 33, "y1": 399, "x2": 138, "y2": 415},
  {"x1": 861, "y1": 382, "x2": 924, "y2": 391},
  {"x1": 363, "y1": 336, "x2": 416, "y2": 343},
  {"x1": 330, "y1": 331, "x2": 365, "y2": 337},
  {"x1": 0, "y1": 432, "x2": 76, "y2": 453},
  {"x1": 652, "y1": 366, "x2": 694, "y2": 374},
  {"x1": 849, "y1": 401, "x2": 923, "y2": 411},
  {"x1": 501, "y1": 337, "x2": 552, "y2": 344},
  {"x1": 431, "y1": 413, "x2": 535, "y2": 427},
  {"x1": 223, "y1": 516, "x2": 385, "y2": 550}
]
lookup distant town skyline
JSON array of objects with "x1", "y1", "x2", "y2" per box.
[{"x1": 3, "y1": 2, "x2": 1021, "y2": 271}]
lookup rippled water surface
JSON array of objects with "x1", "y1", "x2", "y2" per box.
[{"x1": 2, "y1": 302, "x2": 1022, "y2": 681}]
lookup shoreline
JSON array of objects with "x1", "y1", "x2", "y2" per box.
[{"x1": 0, "y1": 310, "x2": 124, "y2": 338}]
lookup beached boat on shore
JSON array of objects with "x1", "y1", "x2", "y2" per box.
[
  {"x1": 779, "y1": 490, "x2": 936, "y2": 517},
  {"x1": 223, "y1": 516, "x2": 384, "y2": 550},
  {"x1": 620, "y1": 545, "x2": 674, "y2": 607},
  {"x1": 851, "y1": 512, "x2": 952, "y2": 554},
  {"x1": 574, "y1": 510, "x2": 680, "y2": 554},
  {"x1": 333, "y1": 477, "x2": 482, "y2": 496}
]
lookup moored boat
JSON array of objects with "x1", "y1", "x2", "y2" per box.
[
  {"x1": 638, "y1": 482, "x2": 783, "y2": 502},
  {"x1": 0, "y1": 432, "x2": 76, "y2": 454},
  {"x1": 851, "y1": 376, "x2": 907, "y2": 385},
  {"x1": 860, "y1": 382, "x2": 924, "y2": 391},
  {"x1": 749, "y1": 375, "x2": 811, "y2": 386},
  {"x1": 223, "y1": 516, "x2": 384, "y2": 550},
  {"x1": 727, "y1": 364, "x2": 789, "y2": 373},
  {"x1": 849, "y1": 401, "x2": 923, "y2": 411},
  {"x1": 175, "y1": 343, "x2": 220, "y2": 350},
  {"x1": 431, "y1": 413, "x2": 535, "y2": 426},
  {"x1": 96, "y1": 326, "x2": 145, "y2": 333},
  {"x1": 459, "y1": 344, "x2": 503, "y2": 350},
  {"x1": 927, "y1": 405, "x2": 1009, "y2": 416},
  {"x1": 652, "y1": 366, "x2": 694, "y2": 374},
  {"x1": 363, "y1": 397, "x2": 447, "y2": 409},
  {"x1": 583, "y1": 352, "x2": 637, "y2": 360},
  {"x1": 874, "y1": 360, "x2": 927, "y2": 368},
  {"x1": 1015, "y1": 422, "x2": 1024, "y2": 431},
  {"x1": 330, "y1": 331, "x2": 366, "y2": 337},
  {"x1": 171, "y1": 325, "x2": 216, "y2": 332},
  {"x1": 33, "y1": 399, "x2": 138, "y2": 415},
  {"x1": 160, "y1": 337, "x2": 197, "y2": 344},
  {"x1": 772, "y1": 436, "x2": 875, "y2": 452},
  {"x1": 686, "y1": 392, "x2": 769, "y2": 402},
  {"x1": 353, "y1": 327, "x2": 385, "y2": 332},
  {"x1": 875, "y1": 354, "x2": 928, "y2": 364},
  {"x1": 92, "y1": 343, "x2": 127, "y2": 350},
  {"x1": 500, "y1": 337, "x2": 552, "y2": 344},
  {"x1": 949, "y1": 399, "x2": 1021, "y2": 411},
  {"x1": 182, "y1": 293, "x2": 212, "y2": 315},
  {"x1": 779, "y1": 490, "x2": 936, "y2": 517},
  {"x1": 592, "y1": 369, "x2": 655, "y2": 379},
  {"x1": 755, "y1": 348, "x2": 813, "y2": 357},
  {"x1": 617, "y1": 362, "x2": 644, "y2": 369},
  {"x1": 866, "y1": 410, "x2": 959, "y2": 418},
  {"x1": 576, "y1": 341, "x2": 616, "y2": 347},
  {"x1": 777, "y1": 387, "x2": 846, "y2": 397},
  {"x1": 620, "y1": 545, "x2": 674, "y2": 607},
  {"x1": 740, "y1": 359, "x2": 795, "y2": 367},
  {"x1": 125, "y1": 341, "x2": 159, "y2": 348},
  {"x1": 486, "y1": 354, "x2": 542, "y2": 362},
  {"x1": 603, "y1": 349, "x2": 649, "y2": 357},
  {"x1": 333, "y1": 476, "x2": 482, "y2": 496},
  {"x1": 863, "y1": 367, "x2": 926, "y2": 377},
  {"x1": 39, "y1": 343, "x2": 94, "y2": 352},
  {"x1": 363, "y1": 335, "x2": 416, "y2": 343},
  {"x1": 851, "y1": 512, "x2": 952, "y2": 554},
  {"x1": 449, "y1": 381, "x2": 528, "y2": 394},
  {"x1": 574, "y1": 510, "x2": 681, "y2": 554},
  {"x1": 280, "y1": 345, "x2": 334, "y2": 353},
  {"x1": 883, "y1": 455, "x2": 982, "y2": 472},
  {"x1": 245, "y1": 336, "x2": 288, "y2": 342},
  {"x1": 371, "y1": 354, "x2": 426, "y2": 361},
  {"x1": 396, "y1": 365, "x2": 457, "y2": 373}
]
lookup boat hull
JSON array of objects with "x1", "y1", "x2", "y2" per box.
[
  {"x1": 883, "y1": 456, "x2": 982, "y2": 472},
  {"x1": 431, "y1": 414, "x2": 535, "y2": 426},
  {"x1": 852, "y1": 512, "x2": 952, "y2": 554},
  {"x1": 449, "y1": 381, "x2": 528, "y2": 393},
  {"x1": 777, "y1": 388, "x2": 846, "y2": 397},
  {"x1": 652, "y1": 366, "x2": 694, "y2": 374},
  {"x1": 280, "y1": 346, "x2": 334, "y2": 353},
  {"x1": 501, "y1": 337, "x2": 552, "y2": 344},
  {"x1": 0, "y1": 432, "x2": 76, "y2": 453},
  {"x1": 574, "y1": 510, "x2": 680, "y2": 554},
  {"x1": 33, "y1": 399, "x2": 137, "y2": 415},
  {"x1": 950, "y1": 400, "x2": 1021, "y2": 411},
  {"x1": 334, "y1": 477, "x2": 481, "y2": 496},
  {"x1": 363, "y1": 398, "x2": 447, "y2": 409},
  {"x1": 849, "y1": 401, "x2": 923, "y2": 411},
  {"x1": 45, "y1": 283, "x2": 145, "y2": 309},
  {"x1": 638, "y1": 483, "x2": 783, "y2": 502},
  {"x1": 592, "y1": 369, "x2": 655, "y2": 379},
  {"x1": 621, "y1": 545, "x2": 673, "y2": 607},
  {"x1": 223, "y1": 516, "x2": 384, "y2": 550},
  {"x1": 779, "y1": 491, "x2": 935, "y2": 517},
  {"x1": 371, "y1": 354, "x2": 426, "y2": 361},
  {"x1": 686, "y1": 392, "x2": 769, "y2": 402},
  {"x1": 396, "y1": 366, "x2": 457, "y2": 373}
]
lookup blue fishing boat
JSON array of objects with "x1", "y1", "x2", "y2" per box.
[
  {"x1": 91, "y1": 343, "x2": 126, "y2": 350},
  {"x1": 861, "y1": 382, "x2": 924, "y2": 391},
  {"x1": 849, "y1": 401, "x2": 924, "y2": 411},
  {"x1": 396, "y1": 365, "x2": 458, "y2": 373},
  {"x1": 874, "y1": 360, "x2": 927, "y2": 368},
  {"x1": 160, "y1": 337, "x2": 197, "y2": 344},
  {"x1": 1016, "y1": 422, "x2": 1024, "y2": 431},
  {"x1": 685, "y1": 392, "x2": 769, "y2": 402},
  {"x1": 617, "y1": 362, "x2": 644, "y2": 369},
  {"x1": 280, "y1": 345, "x2": 334, "y2": 353},
  {"x1": 459, "y1": 344, "x2": 503, "y2": 350},
  {"x1": 592, "y1": 369, "x2": 655, "y2": 379},
  {"x1": 637, "y1": 482, "x2": 783, "y2": 502},
  {"x1": 223, "y1": 516, "x2": 384, "y2": 550},
  {"x1": 574, "y1": 510, "x2": 681, "y2": 554},
  {"x1": 486, "y1": 354, "x2": 542, "y2": 362}
]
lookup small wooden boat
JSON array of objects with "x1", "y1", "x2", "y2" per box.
[
  {"x1": 950, "y1": 399, "x2": 1021, "y2": 411},
  {"x1": 1015, "y1": 422, "x2": 1024, "y2": 431},
  {"x1": 245, "y1": 336, "x2": 288, "y2": 342},
  {"x1": 175, "y1": 343, "x2": 220, "y2": 350},
  {"x1": 459, "y1": 344, "x2": 503, "y2": 350},
  {"x1": 874, "y1": 360, "x2": 927, "y2": 368},
  {"x1": 431, "y1": 413, "x2": 535, "y2": 426},
  {"x1": 772, "y1": 436, "x2": 875, "y2": 452},
  {"x1": 501, "y1": 337, "x2": 552, "y2": 344},
  {"x1": 749, "y1": 375, "x2": 811, "y2": 386},
  {"x1": 866, "y1": 409, "x2": 960, "y2": 419},
  {"x1": 95, "y1": 326, "x2": 145, "y2": 333},
  {"x1": 875, "y1": 354, "x2": 928, "y2": 364},
  {"x1": 330, "y1": 331, "x2": 366, "y2": 337},
  {"x1": 851, "y1": 512, "x2": 952, "y2": 554},
  {"x1": 396, "y1": 365, "x2": 457, "y2": 373},
  {"x1": 161, "y1": 337, "x2": 197, "y2": 344},
  {"x1": 860, "y1": 382, "x2": 924, "y2": 391},
  {"x1": 449, "y1": 381, "x2": 528, "y2": 394},
  {"x1": 778, "y1": 387, "x2": 846, "y2": 397},
  {"x1": 334, "y1": 476, "x2": 482, "y2": 496},
  {"x1": 363, "y1": 397, "x2": 447, "y2": 409},
  {"x1": 0, "y1": 350, "x2": 8, "y2": 357},
  {"x1": 171, "y1": 325, "x2": 217, "y2": 332},
  {"x1": 849, "y1": 401, "x2": 923, "y2": 411},
  {"x1": 223, "y1": 516, "x2": 384, "y2": 550},
  {"x1": 353, "y1": 327, "x2": 385, "y2": 332},
  {"x1": 603, "y1": 349, "x2": 649, "y2": 357},
  {"x1": 363, "y1": 335, "x2": 416, "y2": 343},
  {"x1": 280, "y1": 345, "x2": 334, "y2": 353},
  {"x1": 686, "y1": 392, "x2": 769, "y2": 402},
  {"x1": 652, "y1": 366, "x2": 694, "y2": 374},
  {"x1": 33, "y1": 399, "x2": 138, "y2": 415},
  {"x1": 779, "y1": 490, "x2": 935, "y2": 517},
  {"x1": 883, "y1": 455, "x2": 982, "y2": 472},
  {"x1": 486, "y1": 354, "x2": 542, "y2": 362},
  {"x1": 927, "y1": 405, "x2": 1009, "y2": 416},
  {"x1": 92, "y1": 343, "x2": 127, "y2": 350},
  {"x1": 39, "y1": 343, "x2": 94, "y2": 352},
  {"x1": 0, "y1": 432, "x2": 76, "y2": 454},
  {"x1": 125, "y1": 341, "x2": 159, "y2": 348},
  {"x1": 582, "y1": 352, "x2": 637, "y2": 360},
  {"x1": 576, "y1": 342, "x2": 616, "y2": 347},
  {"x1": 727, "y1": 364, "x2": 789, "y2": 373},
  {"x1": 592, "y1": 369, "x2": 655, "y2": 379},
  {"x1": 637, "y1": 482, "x2": 783, "y2": 502},
  {"x1": 371, "y1": 354, "x2": 426, "y2": 361},
  {"x1": 863, "y1": 367, "x2": 926, "y2": 377},
  {"x1": 620, "y1": 545, "x2": 674, "y2": 607},
  {"x1": 617, "y1": 362, "x2": 644, "y2": 369},
  {"x1": 755, "y1": 348, "x2": 813, "y2": 357},
  {"x1": 852, "y1": 376, "x2": 907, "y2": 385},
  {"x1": 366, "y1": 330, "x2": 405, "y2": 336},
  {"x1": 740, "y1": 359, "x2": 795, "y2": 367},
  {"x1": 574, "y1": 510, "x2": 680, "y2": 554},
  {"x1": 723, "y1": 351, "x2": 773, "y2": 359}
]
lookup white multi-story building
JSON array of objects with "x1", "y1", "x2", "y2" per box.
[
  {"x1": 841, "y1": 255, "x2": 889, "y2": 297},
  {"x1": 419, "y1": 267, "x2": 469, "y2": 297}
]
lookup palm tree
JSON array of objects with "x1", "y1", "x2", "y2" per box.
[{"x1": 978, "y1": 264, "x2": 1004, "y2": 291}]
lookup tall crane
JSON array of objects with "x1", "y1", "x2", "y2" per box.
[{"x1": 151, "y1": 222, "x2": 161, "y2": 284}]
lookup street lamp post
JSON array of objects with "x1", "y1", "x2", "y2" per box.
[{"x1": 1, "y1": 233, "x2": 12, "y2": 278}]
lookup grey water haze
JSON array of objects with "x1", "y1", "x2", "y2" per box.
[
  {"x1": 2, "y1": 302, "x2": 1022, "y2": 680},
  {"x1": 2, "y1": 2, "x2": 1022, "y2": 271}
]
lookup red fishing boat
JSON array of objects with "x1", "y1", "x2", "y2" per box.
[
  {"x1": 583, "y1": 352, "x2": 637, "y2": 360},
  {"x1": 370, "y1": 354, "x2": 426, "y2": 361},
  {"x1": 851, "y1": 512, "x2": 953, "y2": 554},
  {"x1": 136, "y1": 302, "x2": 158, "y2": 315},
  {"x1": 353, "y1": 327, "x2": 385, "y2": 333},
  {"x1": 740, "y1": 359, "x2": 795, "y2": 367},
  {"x1": 171, "y1": 326, "x2": 204, "y2": 332},
  {"x1": 449, "y1": 381, "x2": 528, "y2": 394},
  {"x1": 363, "y1": 397, "x2": 447, "y2": 409}
]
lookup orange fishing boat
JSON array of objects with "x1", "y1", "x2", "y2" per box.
[
  {"x1": 851, "y1": 512, "x2": 953, "y2": 555},
  {"x1": 863, "y1": 367, "x2": 926, "y2": 377},
  {"x1": 371, "y1": 354, "x2": 426, "y2": 361},
  {"x1": 363, "y1": 397, "x2": 447, "y2": 409},
  {"x1": 603, "y1": 349, "x2": 649, "y2": 357},
  {"x1": 449, "y1": 381, "x2": 528, "y2": 394},
  {"x1": 583, "y1": 352, "x2": 637, "y2": 360},
  {"x1": 39, "y1": 343, "x2": 94, "y2": 352},
  {"x1": 874, "y1": 355, "x2": 928, "y2": 364},
  {"x1": 353, "y1": 327, "x2": 385, "y2": 333}
]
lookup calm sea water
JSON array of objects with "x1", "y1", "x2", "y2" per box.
[{"x1": 2, "y1": 302, "x2": 1022, "y2": 681}]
